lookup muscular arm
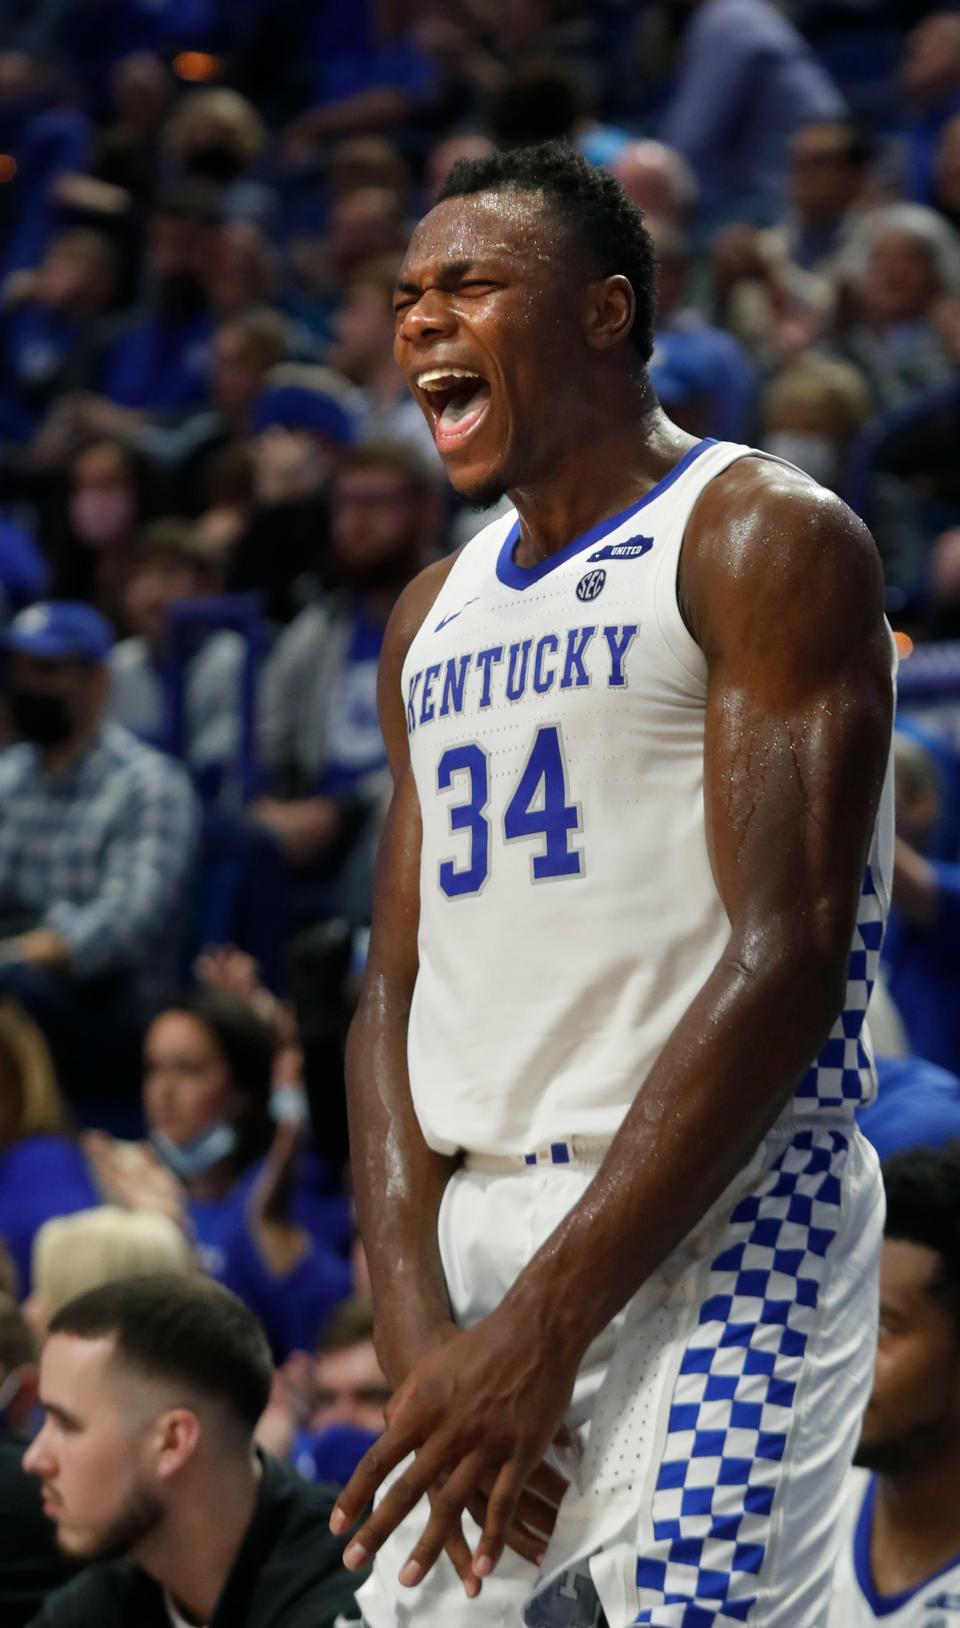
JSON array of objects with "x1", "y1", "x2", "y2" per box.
[
  {"x1": 502, "y1": 463, "x2": 893, "y2": 1355},
  {"x1": 345, "y1": 556, "x2": 461, "y2": 1386}
]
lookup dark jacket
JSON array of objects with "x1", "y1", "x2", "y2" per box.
[{"x1": 26, "y1": 1452, "x2": 366, "y2": 1628}]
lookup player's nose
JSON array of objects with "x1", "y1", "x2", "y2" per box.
[{"x1": 395, "y1": 287, "x2": 458, "y2": 347}]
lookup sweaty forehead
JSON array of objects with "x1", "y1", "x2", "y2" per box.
[{"x1": 401, "y1": 189, "x2": 564, "y2": 280}]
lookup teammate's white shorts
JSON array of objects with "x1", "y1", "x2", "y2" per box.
[{"x1": 355, "y1": 1117, "x2": 883, "y2": 1628}]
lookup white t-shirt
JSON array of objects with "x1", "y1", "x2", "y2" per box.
[
  {"x1": 827, "y1": 1469, "x2": 960, "y2": 1625},
  {"x1": 164, "y1": 1591, "x2": 206, "y2": 1628}
]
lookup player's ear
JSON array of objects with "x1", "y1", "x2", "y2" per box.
[{"x1": 583, "y1": 274, "x2": 635, "y2": 353}]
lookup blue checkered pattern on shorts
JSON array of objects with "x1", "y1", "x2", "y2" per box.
[
  {"x1": 793, "y1": 866, "x2": 884, "y2": 1113},
  {"x1": 633, "y1": 1127, "x2": 849, "y2": 1626}
]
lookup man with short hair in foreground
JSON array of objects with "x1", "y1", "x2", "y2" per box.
[
  {"x1": 827, "y1": 1145, "x2": 960, "y2": 1625},
  {"x1": 23, "y1": 1274, "x2": 366, "y2": 1628}
]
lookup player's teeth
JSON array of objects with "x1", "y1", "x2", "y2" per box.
[{"x1": 418, "y1": 368, "x2": 481, "y2": 390}]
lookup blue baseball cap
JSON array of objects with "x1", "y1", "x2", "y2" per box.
[
  {"x1": 253, "y1": 383, "x2": 358, "y2": 446},
  {"x1": 4, "y1": 602, "x2": 115, "y2": 662}
]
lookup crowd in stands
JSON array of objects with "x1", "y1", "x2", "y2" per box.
[{"x1": 0, "y1": 0, "x2": 958, "y2": 1622}]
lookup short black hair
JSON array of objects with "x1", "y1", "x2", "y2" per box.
[
  {"x1": 883, "y1": 1145, "x2": 960, "y2": 1331},
  {"x1": 437, "y1": 139, "x2": 657, "y2": 362},
  {"x1": 49, "y1": 1273, "x2": 273, "y2": 1434}
]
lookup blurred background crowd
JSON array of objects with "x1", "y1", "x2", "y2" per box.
[{"x1": 0, "y1": 0, "x2": 959, "y2": 1620}]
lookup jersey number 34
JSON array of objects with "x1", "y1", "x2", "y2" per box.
[{"x1": 437, "y1": 724, "x2": 582, "y2": 897}]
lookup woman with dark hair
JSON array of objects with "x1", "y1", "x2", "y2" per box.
[
  {"x1": 86, "y1": 987, "x2": 351, "y2": 1359},
  {"x1": 44, "y1": 434, "x2": 154, "y2": 631}
]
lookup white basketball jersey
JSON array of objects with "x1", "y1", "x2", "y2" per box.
[
  {"x1": 402, "y1": 438, "x2": 895, "y2": 1157},
  {"x1": 827, "y1": 1471, "x2": 960, "y2": 1625}
]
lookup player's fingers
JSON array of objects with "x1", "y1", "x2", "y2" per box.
[
  {"x1": 465, "y1": 1493, "x2": 547, "y2": 1565},
  {"x1": 473, "y1": 1460, "x2": 526, "y2": 1578},
  {"x1": 340, "y1": 1438, "x2": 452, "y2": 1569},
  {"x1": 397, "y1": 1452, "x2": 487, "y2": 1588},
  {"x1": 332, "y1": 1416, "x2": 430, "y2": 1539},
  {"x1": 442, "y1": 1519, "x2": 483, "y2": 1599}
]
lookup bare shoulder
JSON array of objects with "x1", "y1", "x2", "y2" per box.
[
  {"x1": 681, "y1": 455, "x2": 885, "y2": 666},
  {"x1": 381, "y1": 550, "x2": 463, "y2": 678}
]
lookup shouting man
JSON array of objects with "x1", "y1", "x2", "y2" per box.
[{"x1": 336, "y1": 142, "x2": 895, "y2": 1628}]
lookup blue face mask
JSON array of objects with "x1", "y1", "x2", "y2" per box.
[
  {"x1": 292, "y1": 1423, "x2": 380, "y2": 1487},
  {"x1": 150, "y1": 1122, "x2": 238, "y2": 1181}
]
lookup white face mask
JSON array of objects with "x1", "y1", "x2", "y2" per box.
[
  {"x1": 765, "y1": 431, "x2": 840, "y2": 491},
  {"x1": 150, "y1": 1121, "x2": 238, "y2": 1181}
]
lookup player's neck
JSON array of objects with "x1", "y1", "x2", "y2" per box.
[
  {"x1": 871, "y1": 1455, "x2": 960, "y2": 1595},
  {"x1": 508, "y1": 397, "x2": 697, "y2": 567}
]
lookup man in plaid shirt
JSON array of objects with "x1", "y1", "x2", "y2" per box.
[{"x1": 0, "y1": 601, "x2": 198, "y2": 1110}]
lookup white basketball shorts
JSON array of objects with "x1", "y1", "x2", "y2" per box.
[{"x1": 355, "y1": 1116, "x2": 883, "y2": 1627}]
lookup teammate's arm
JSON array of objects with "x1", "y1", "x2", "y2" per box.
[
  {"x1": 345, "y1": 560, "x2": 461, "y2": 1389},
  {"x1": 331, "y1": 463, "x2": 893, "y2": 1584}
]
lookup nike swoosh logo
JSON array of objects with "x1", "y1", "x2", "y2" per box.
[{"x1": 434, "y1": 597, "x2": 479, "y2": 632}]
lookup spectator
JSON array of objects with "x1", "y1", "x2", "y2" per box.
[
  {"x1": 226, "y1": 364, "x2": 361, "y2": 625},
  {"x1": 108, "y1": 519, "x2": 244, "y2": 775},
  {"x1": 257, "y1": 1295, "x2": 388, "y2": 1488},
  {"x1": 0, "y1": 230, "x2": 119, "y2": 444},
  {"x1": 712, "y1": 120, "x2": 874, "y2": 367},
  {"x1": 44, "y1": 436, "x2": 153, "y2": 631},
  {"x1": 162, "y1": 88, "x2": 274, "y2": 228},
  {"x1": 327, "y1": 254, "x2": 437, "y2": 462},
  {"x1": 661, "y1": 0, "x2": 845, "y2": 226},
  {"x1": 24, "y1": 1207, "x2": 194, "y2": 1343},
  {"x1": 88, "y1": 51, "x2": 173, "y2": 205},
  {"x1": 760, "y1": 352, "x2": 872, "y2": 491},
  {"x1": 120, "y1": 306, "x2": 289, "y2": 511},
  {"x1": 95, "y1": 185, "x2": 219, "y2": 414},
  {"x1": 882, "y1": 731, "x2": 960, "y2": 1076},
  {"x1": 255, "y1": 441, "x2": 437, "y2": 922},
  {"x1": 646, "y1": 219, "x2": 757, "y2": 442},
  {"x1": 23, "y1": 1274, "x2": 366, "y2": 1626},
  {"x1": 836, "y1": 203, "x2": 960, "y2": 410},
  {"x1": 423, "y1": 132, "x2": 495, "y2": 206},
  {"x1": 900, "y1": 11, "x2": 960, "y2": 208},
  {"x1": 85, "y1": 987, "x2": 352, "y2": 1359},
  {"x1": 0, "y1": 1001, "x2": 98, "y2": 1298},
  {"x1": 485, "y1": 57, "x2": 632, "y2": 168},
  {"x1": 0, "y1": 602, "x2": 199, "y2": 1111},
  {"x1": 0, "y1": 1295, "x2": 74, "y2": 1627},
  {"x1": 204, "y1": 222, "x2": 282, "y2": 323},
  {"x1": 610, "y1": 140, "x2": 697, "y2": 227},
  {"x1": 827, "y1": 1146, "x2": 960, "y2": 1623}
]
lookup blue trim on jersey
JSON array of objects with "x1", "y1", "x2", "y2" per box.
[
  {"x1": 495, "y1": 439, "x2": 716, "y2": 590},
  {"x1": 853, "y1": 1474, "x2": 960, "y2": 1615}
]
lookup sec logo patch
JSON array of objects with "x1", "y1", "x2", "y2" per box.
[{"x1": 576, "y1": 568, "x2": 606, "y2": 602}]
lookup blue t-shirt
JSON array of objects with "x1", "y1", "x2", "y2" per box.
[
  {"x1": 858, "y1": 1055, "x2": 960, "y2": 1161},
  {"x1": 189, "y1": 1156, "x2": 352, "y2": 1360},
  {"x1": 882, "y1": 861, "x2": 960, "y2": 1076},
  {"x1": 99, "y1": 310, "x2": 213, "y2": 412},
  {"x1": 0, "y1": 1134, "x2": 99, "y2": 1295}
]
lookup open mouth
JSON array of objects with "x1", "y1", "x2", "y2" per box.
[{"x1": 416, "y1": 367, "x2": 492, "y2": 453}]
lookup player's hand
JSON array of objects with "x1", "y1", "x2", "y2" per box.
[{"x1": 329, "y1": 1306, "x2": 579, "y2": 1590}]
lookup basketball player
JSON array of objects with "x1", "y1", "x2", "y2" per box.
[
  {"x1": 827, "y1": 1146, "x2": 960, "y2": 1626},
  {"x1": 332, "y1": 142, "x2": 896, "y2": 1627}
]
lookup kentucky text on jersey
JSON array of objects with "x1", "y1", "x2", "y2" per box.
[{"x1": 405, "y1": 623, "x2": 640, "y2": 733}]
